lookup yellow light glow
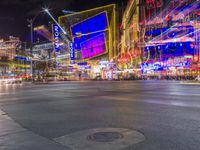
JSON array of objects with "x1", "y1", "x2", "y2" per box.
[{"x1": 59, "y1": 4, "x2": 116, "y2": 63}]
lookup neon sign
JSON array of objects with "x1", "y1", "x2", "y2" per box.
[
  {"x1": 70, "y1": 42, "x2": 75, "y2": 64},
  {"x1": 141, "y1": 56, "x2": 191, "y2": 73},
  {"x1": 145, "y1": 0, "x2": 163, "y2": 9},
  {"x1": 80, "y1": 33, "x2": 106, "y2": 59},
  {"x1": 71, "y1": 12, "x2": 108, "y2": 50},
  {"x1": 53, "y1": 24, "x2": 61, "y2": 52}
]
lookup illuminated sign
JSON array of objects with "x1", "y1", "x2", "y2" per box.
[
  {"x1": 33, "y1": 43, "x2": 53, "y2": 51},
  {"x1": 80, "y1": 33, "x2": 106, "y2": 59},
  {"x1": 71, "y1": 12, "x2": 108, "y2": 50},
  {"x1": 15, "y1": 56, "x2": 29, "y2": 61},
  {"x1": 141, "y1": 56, "x2": 191, "y2": 73},
  {"x1": 77, "y1": 62, "x2": 87, "y2": 66},
  {"x1": 146, "y1": 9, "x2": 200, "y2": 28},
  {"x1": 70, "y1": 42, "x2": 75, "y2": 64},
  {"x1": 53, "y1": 24, "x2": 61, "y2": 52},
  {"x1": 145, "y1": 0, "x2": 163, "y2": 9}
]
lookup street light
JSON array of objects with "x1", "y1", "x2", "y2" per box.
[
  {"x1": 43, "y1": 8, "x2": 67, "y2": 35},
  {"x1": 27, "y1": 8, "x2": 69, "y2": 81},
  {"x1": 27, "y1": 18, "x2": 35, "y2": 80},
  {"x1": 27, "y1": 13, "x2": 41, "y2": 55},
  {"x1": 27, "y1": 12, "x2": 43, "y2": 81}
]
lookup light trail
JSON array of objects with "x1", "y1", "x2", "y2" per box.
[
  {"x1": 146, "y1": 18, "x2": 199, "y2": 46},
  {"x1": 44, "y1": 9, "x2": 67, "y2": 35}
]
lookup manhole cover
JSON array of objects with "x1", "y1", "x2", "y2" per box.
[
  {"x1": 54, "y1": 128, "x2": 145, "y2": 150},
  {"x1": 87, "y1": 132, "x2": 123, "y2": 142}
]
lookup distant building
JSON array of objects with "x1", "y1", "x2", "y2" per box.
[
  {"x1": 0, "y1": 36, "x2": 20, "y2": 60},
  {"x1": 140, "y1": 0, "x2": 200, "y2": 78},
  {"x1": 0, "y1": 36, "x2": 21, "y2": 75}
]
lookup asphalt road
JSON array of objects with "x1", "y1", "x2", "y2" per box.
[{"x1": 0, "y1": 81, "x2": 200, "y2": 150}]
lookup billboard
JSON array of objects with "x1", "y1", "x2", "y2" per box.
[
  {"x1": 71, "y1": 12, "x2": 108, "y2": 50},
  {"x1": 80, "y1": 33, "x2": 106, "y2": 59}
]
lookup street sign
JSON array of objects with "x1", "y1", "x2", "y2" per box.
[
  {"x1": 53, "y1": 24, "x2": 61, "y2": 52},
  {"x1": 70, "y1": 42, "x2": 75, "y2": 64}
]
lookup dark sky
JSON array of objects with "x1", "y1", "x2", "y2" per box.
[{"x1": 0, "y1": 0, "x2": 127, "y2": 42}]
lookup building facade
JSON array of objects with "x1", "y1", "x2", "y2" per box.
[
  {"x1": 118, "y1": 0, "x2": 141, "y2": 70},
  {"x1": 0, "y1": 37, "x2": 19, "y2": 60},
  {"x1": 58, "y1": 4, "x2": 117, "y2": 79},
  {"x1": 59, "y1": 4, "x2": 117, "y2": 63},
  {"x1": 0, "y1": 37, "x2": 20, "y2": 76},
  {"x1": 140, "y1": 0, "x2": 200, "y2": 79}
]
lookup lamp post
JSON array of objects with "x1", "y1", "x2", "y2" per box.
[
  {"x1": 27, "y1": 14, "x2": 40, "y2": 55},
  {"x1": 27, "y1": 13, "x2": 41, "y2": 81}
]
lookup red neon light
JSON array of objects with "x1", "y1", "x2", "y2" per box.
[
  {"x1": 129, "y1": 0, "x2": 133, "y2": 4},
  {"x1": 119, "y1": 24, "x2": 123, "y2": 29},
  {"x1": 145, "y1": 0, "x2": 163, "y2": 8},
  {"x1": 146, "y1": 0, "x2": 155, "y2": 5}
]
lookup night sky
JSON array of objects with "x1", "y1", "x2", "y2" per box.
[{"x1": 0, "y1": 0, "x2": 127, "y2": 42}]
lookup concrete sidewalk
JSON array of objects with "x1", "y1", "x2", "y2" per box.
[
  {"x1": 0, "y1": 109, "x2": 70, "y2": 150},
  {"x1": 179, "y1": 81, "x2": 200, "y2": 85}
]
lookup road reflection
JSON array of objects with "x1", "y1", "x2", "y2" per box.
[{"x1": 0, "y1": 83, "x2": 23, "y2": 95}]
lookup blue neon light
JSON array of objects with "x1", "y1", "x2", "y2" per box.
[
  {"x1": 188, "y1": 28, "x2": 194, "y2": 37},
  {"x1": 15, "y1": 56, "x2": 29, "y2": 61},
  {"x1": 151, "y1": 29, "x2": 161, "y2": 37},
  {"x1": 157, "y1": 46, "x2": 161, "y2": 50},
  {"x1": 53, "y1": 24, "x2": 61, "y2": 52},
  {"x1": 146, "y1": 26, "x2": 195, "y2": 41},
  {"x1": 70, "y1": 42, "x2": 75, "y2": 64},
  {"x1": 71, "y1": 12, "x2": 108, "y2": 50},
  {"x1": 80, "y1": 33, "x2": 106, "y2": 59},
  {"x1": 77, "y1": 62, "x2": 87, "y2": 66},
  {"x1": 141, "y1": 59, "x2": 191, "y2": 73}
]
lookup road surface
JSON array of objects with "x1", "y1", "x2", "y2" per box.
[{"x1": 0, "y1": 80, "x2": 200, "y2": 150}]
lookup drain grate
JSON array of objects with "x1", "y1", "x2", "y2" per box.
[{"x1": 87, "y1": 131, "x2": 123, "y2": 142}]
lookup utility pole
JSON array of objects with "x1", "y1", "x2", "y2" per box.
[
  {"x1": 27, "y1": 14, "x2": 39, "y2": 81},
  {"x1": 27, "y1": 19, "x2": 34, "y2": 55},
  {"x1": 27, "y1": 19, "x2": 34, "y2": 79}
]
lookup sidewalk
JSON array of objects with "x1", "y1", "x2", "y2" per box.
[
  {"x1": 180, "y1": 81, "x2": 200, "y2": 85},
  {"x1": 0, "y1": 109, "x2": 69, "y2": 150}
]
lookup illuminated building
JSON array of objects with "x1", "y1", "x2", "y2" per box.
[
  {"x1": 58, "y1": 4, "x2": 117, "y2": 79},
  {"x1": 31, "y1": 24, "x2": 68, "y2": 62},
  {"x1": 140, "y1": 0, "x2": 200, "y2": 78},
  {"x1": 118, "y1": 0, "x2": 141, "y2": 70},
  {"x1": 0, "y1": 36, "x2": 23, "y2": 76},
  {"x1": 59, "y1": 4, "x2": 116, "y2": 64},
  {"x1": 0, "y1": 37, "x2": 19, "y2": 60},
  {"x1": 34, "y1": 25, "x2": 53, "y2": 42}
]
